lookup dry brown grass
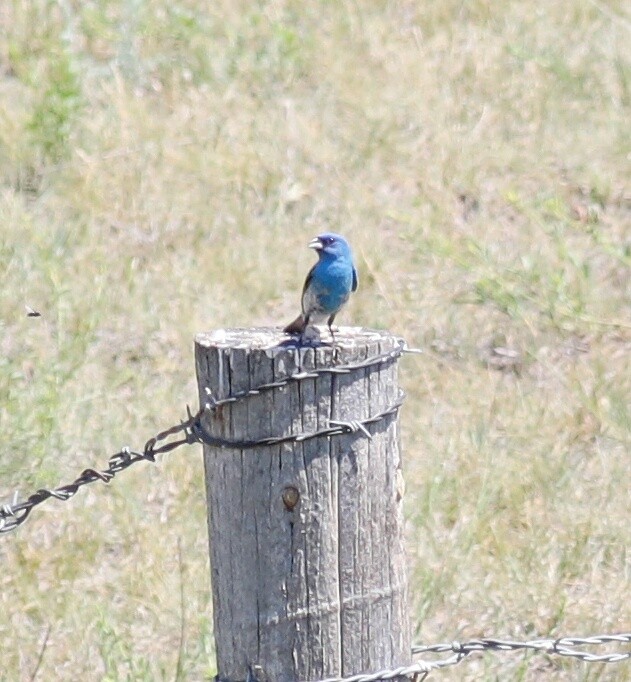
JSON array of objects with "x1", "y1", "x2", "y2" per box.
[{"x1": 1, "y1": 0, "x2": 630, "y2": 680}]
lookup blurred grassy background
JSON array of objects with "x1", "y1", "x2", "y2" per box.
[{"x1": 0, "y1": 0, "x2": 629, "y2": 680}]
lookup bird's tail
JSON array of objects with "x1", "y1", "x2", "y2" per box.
[{"x1": 283, "y1": 314, "x2": 307, "y2": 334}]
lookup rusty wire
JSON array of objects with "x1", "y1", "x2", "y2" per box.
[
  {"x1": 0, "y1": 343, "x2": 408, "y2": 534},
  {"x1": 192, "y1": 393, "x2": 402, "y2": 449}
]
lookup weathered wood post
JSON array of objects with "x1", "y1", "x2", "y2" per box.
[{"x1": 195, "y1": 327, "x2": 410, "y2": 682}]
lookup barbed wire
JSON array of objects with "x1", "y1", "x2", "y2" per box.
[
  {"x1": 192, "y1": 394, "x2": 402, "y2": 449},
  {"x1": 302, "y1": 633, "x2": 631, "y2": 682},
  {"x1": 412, "y1": 633, "x2": 631, "y2": 664},
  {"x1": 310, "y1": 660, "x2": 436, "y2": 682},
  {"x1": 197, "y1": 340, "x2": 412, "y2": 410},
  {"x1": 0, "y1": 342, "x2": 411, "y2": 534}
]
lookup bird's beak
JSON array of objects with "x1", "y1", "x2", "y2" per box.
[{"x1": 308, "y1": 237, "x2": 323, "y2": 250}]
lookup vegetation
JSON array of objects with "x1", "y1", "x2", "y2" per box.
[{"x1": 1, "y1": 0, "x2": 629, "y2": 679}]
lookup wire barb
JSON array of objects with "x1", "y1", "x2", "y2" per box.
[{"x1": 329, "y1": 419, "x2": 372, "y2": 439}]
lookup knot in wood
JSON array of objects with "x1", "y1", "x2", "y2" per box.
[{"x1": 281, "y1": 486, "x2": 300, "y2": 510}]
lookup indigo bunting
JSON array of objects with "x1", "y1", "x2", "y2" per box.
[{"x1": 284, "y1": 233, "x2": 358, "y2": 339}]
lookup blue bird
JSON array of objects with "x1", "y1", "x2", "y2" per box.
[{"x1": 284, "y1": 232, "x2": 358, "y2": 340}]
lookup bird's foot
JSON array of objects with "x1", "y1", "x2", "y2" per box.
[
  {"x1": 299, "y1": 325, "x2": 322, "y2": 346},
  {"x1": 327, "y1": 324, "x2": 340, "y2": 345}
]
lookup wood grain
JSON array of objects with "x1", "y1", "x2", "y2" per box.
[{"x1": 195, "y1": 328, "x2": 410, "y2": 682}]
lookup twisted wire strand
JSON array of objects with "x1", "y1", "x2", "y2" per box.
[
  {"x1": 303, "y1": 633, "x2": 631, "y2": 682},
  {"x1": 0, "y1": 344, "x2": 409, "y2": 534},
  {"x1": 412, "y1": 633, "x2": 631, "y2": 663}
]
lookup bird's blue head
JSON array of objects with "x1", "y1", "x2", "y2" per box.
[{"x1": 309, "y1": 233, "x2": 352, "y2": 260}]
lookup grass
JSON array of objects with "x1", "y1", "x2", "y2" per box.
[{"x1": 0, "y1": 0, "x2": 629, "y2": 679}]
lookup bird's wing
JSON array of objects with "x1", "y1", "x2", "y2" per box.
[
  {"x1": 352, "y1": 265, "x2": 358, "y2": 292},
  {"x1": 300, "y1": 263, "x2": 317, "y2": 313}
]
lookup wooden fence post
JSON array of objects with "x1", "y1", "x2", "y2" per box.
[{"x1": 195, "y1": 327, "x2": 410, "y2": 682}]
